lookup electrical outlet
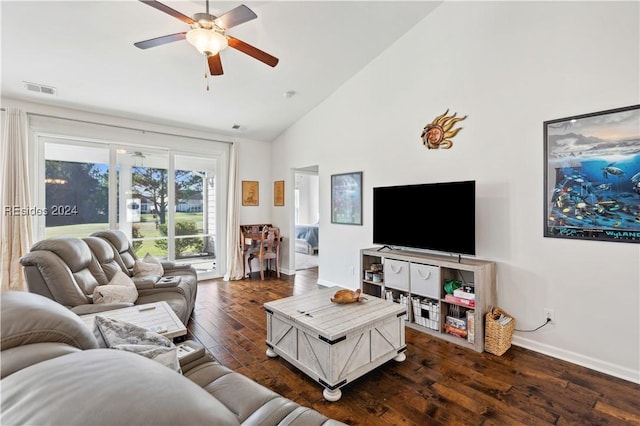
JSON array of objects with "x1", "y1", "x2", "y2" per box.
[{"x1": 544, "y1": 308, "x2": 555, "y2": 324}]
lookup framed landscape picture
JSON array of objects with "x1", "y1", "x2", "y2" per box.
[
  {"x1": 242, "y1": 181, "x2": 259, "y2": 206},
  {"x1": 331, "y1": 171, "x2": 363, "y2": 225},
  {"x1": 274, "y1": 180, "x2": 284, "y2": 206},
  {"x1": 543, "y1": 104, "x2": 640, "y2": 243}
]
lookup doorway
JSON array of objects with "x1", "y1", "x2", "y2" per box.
[{"x1": 294, "y1": 166, "x2": 319, "y2": 271}]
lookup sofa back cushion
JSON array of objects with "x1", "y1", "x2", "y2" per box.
[
  {"x1": 21, "y1": 238, "x2": 100, "y2": 305},
  {"x1": 1, "y1": 292, "x2": 98, "y2": 352},
  {"x1": 83, "y1": 236, "x2": 124, "y2": 284},
  {"x1": 92, "y1": 230, "x2": 137, "y2": 272},
  {"x1": 1, "y1": 292, "x2": 99, "y2": 378},
  {"x1": 29, "y1": 237, "x2": 90, "y2": 272}
]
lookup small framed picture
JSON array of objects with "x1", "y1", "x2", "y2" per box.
[
  {"x1": 242, "y1": 181, "x2": 259, "y2": 206},
  {"x1": 274, "y1": 180, "x2": 285, "y2": 206},
  {"x1": 331, "y1": 171, "x2": 363, "y2": 225}
]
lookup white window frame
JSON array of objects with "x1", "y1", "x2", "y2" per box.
[{"x1": 29, "y1": 116, "x2": 229, "y2": 279}]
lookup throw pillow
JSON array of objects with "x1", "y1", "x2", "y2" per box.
[
  {"x1": 92, "y1": 316, "x2": 180, "y2": 372},
  {"x1": 133, "y1": 253, "x2": 164, "y2": 277},
  {"x1": 93, "y1": 270, "x2": 138, "y2": 304}
]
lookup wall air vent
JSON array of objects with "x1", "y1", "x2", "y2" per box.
[{"x1": 23, "y1": 81, "x2": 57, "y2": 96}]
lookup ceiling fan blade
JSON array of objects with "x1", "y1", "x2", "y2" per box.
[
  {"x1": 208, "y1": 54, "x2": 224, "y2": 75},
  {"x1": 214, "y1": 4, "x2": 257, "y2": 30},
  {"x1": 134, "y1": 32, "x2": 187, "y2": 49},
  {"x1": 139, "y1": 0, "x2": 194, "y2": 25},
  {"x1": 227, "y1": 36, "x2": 279, "y2": 67}
]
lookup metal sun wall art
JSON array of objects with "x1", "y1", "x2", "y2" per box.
[
  {"x1": 421, "y1": 109, "x2": 467, "y2": 149},
  {"x1": 544, "y1": 104, "x2": 640, "y2": 243}
]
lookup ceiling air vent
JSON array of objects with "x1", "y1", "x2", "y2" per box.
[{"x1": 23, "y1": 81, "x2": 57, "y2": 96}]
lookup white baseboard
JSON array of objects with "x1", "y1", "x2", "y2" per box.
[
  {"x1": 312, "y1": 279, "x2": 640, "y2": 384},
  {"x1": 317, "y1": 278, "x2": 339, "y2": 288},
  {"x1": 512, "y1": 335, "x2": 639, "y2": 384}
]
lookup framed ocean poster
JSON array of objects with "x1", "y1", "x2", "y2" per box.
[
  {"x1": 543, "y1": 104, "x2": 640, "y2": 243},
  {"x1": 331, "y1": 171, "x2": 363, "y2": 225}
]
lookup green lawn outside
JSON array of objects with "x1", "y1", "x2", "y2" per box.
[
  {"x1": 134, "y1": 239, "x2": 167, "y2": 258},
  {"x1": 45, "y1": 212, "x2": 205, "y2": 259},
  {"x1": 45, "y1": 223, "x2": 110, "y2": 238}
]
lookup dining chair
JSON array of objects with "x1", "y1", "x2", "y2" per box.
[{"x1": 247, "y1": 226, "x2": 280, "y2": 280}]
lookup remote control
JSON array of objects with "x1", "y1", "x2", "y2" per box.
[{"x1": 138, "y1": 305, "x2": 156, "y2": 311}]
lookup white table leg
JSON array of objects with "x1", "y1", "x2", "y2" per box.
[
  {"x1": 323, "y1": 387, "x2": 342, "y2": 402},
  {"x1": 393, "y1": 352, "x2": 406, "y2": 362}
]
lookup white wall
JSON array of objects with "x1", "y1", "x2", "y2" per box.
[
  {"x1": 236, "y1": 139, "x2": 274, "y2": 225},
  {"x1": 296, "y1": 173, "x2": 319, "y2": 225},
  {"x1": 271, "y1": 2, "x2": 640, "y2": 382}
]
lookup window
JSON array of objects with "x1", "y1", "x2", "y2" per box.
[
  {"x1": 43, "y1": 141, "x2": 109, "y2": 238},
  {"x1": 38, "y1": 132, "x2": 226, "y2": 280}
]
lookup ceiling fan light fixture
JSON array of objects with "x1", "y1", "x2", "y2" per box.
[{"x1": 186, "y1": 28, "x2": 228, "y2": 55}]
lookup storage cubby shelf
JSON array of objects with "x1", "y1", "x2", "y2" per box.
[{"x1": 360, "y1": 247, "x2": 496, "y2": 353}]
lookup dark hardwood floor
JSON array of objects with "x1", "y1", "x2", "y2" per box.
[{"x1": 186, "y1": 268, "x2": 640, "y2": 425}]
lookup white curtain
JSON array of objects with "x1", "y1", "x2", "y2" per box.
[
  {"x1": 1, "y1": 108, "x2": 33, "y2": 291},
  {"x1": 224, "y1": 143, "x2": 244, "y2": 281}
]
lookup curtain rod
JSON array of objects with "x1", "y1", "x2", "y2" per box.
[{"x1": 1, "y1": 107, "x2": 233, "y2": 145}]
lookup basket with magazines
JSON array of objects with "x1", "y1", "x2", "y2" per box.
[{"x1": 484, "y1": 307, "x2": 515, "y2": 356}]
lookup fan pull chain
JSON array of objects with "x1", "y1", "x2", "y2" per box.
[{"x1": 204, "y1": 56, "x2": 210, "y2": 91}]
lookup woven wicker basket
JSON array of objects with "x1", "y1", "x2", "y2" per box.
[{"x1": 484, "y1": 307, "x2": 515, "y2": 356}]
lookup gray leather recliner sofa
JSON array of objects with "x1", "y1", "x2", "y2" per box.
[
  {"x1": 0, "y1": 291, "x2": 345, "y2": 426},
  {"x1": 19, "y1": 230, "x2": 197, "y2": 325}
]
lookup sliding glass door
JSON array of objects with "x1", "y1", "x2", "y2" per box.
[
  {"x1": 173, "y1": 154, "x2": 217, "y2": 272},
  {"x1": 116, "y1": 147, "x2": 170, "y2": 259},
  {"x1": 40, "y1": 137, "x2": 221, "y2": 279}
]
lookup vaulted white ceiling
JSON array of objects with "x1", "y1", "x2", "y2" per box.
[{"x1": 1, "y1": 1, "x2": 439, "y2": 141}]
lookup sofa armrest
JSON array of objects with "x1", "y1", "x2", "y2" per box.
[
  {"x1": 161, "y1": 261, "x2": 193, "y2": 271},
  {"x1": 160, "y1": 260, "x2": 176, "y2": 270},
  {"x1": 133, "y1": 274, "x2": 184, "y2": 289},
  {"x1": 70, "y1": 302, "x2": 134, "y2": 315},
  {"x1": 132, "y1": 275, "x2": 161, "y2": 290}
]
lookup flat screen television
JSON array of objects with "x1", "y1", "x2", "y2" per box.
[{"x1": 373, "y1": 180, "x2": 476, "y2": 255}]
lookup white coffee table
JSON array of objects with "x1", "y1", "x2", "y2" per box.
[
  {"x1": 264, "y1": 286, "x2": 407, "y2": 401},
  {"x1": 80, "y1": 302, "x2": 187, "y2": 339}
]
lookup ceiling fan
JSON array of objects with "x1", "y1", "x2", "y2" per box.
[{"x1": 134, "y1": 1, "x2": 279, "y2": 77}]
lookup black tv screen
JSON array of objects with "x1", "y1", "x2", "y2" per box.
[{"x1": 373, "y1": 180, "x2": 476, "y2": 255}]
